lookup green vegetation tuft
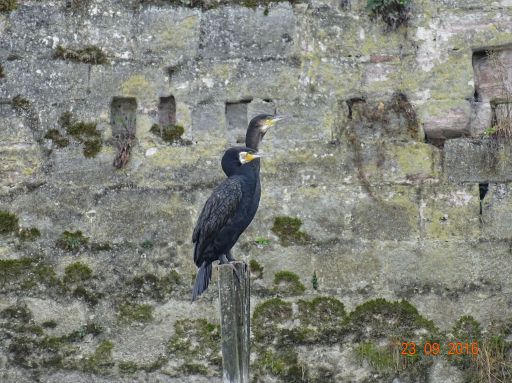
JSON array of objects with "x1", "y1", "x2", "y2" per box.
[
  {"x1": 12, "y1": 95, "x2": 31, "y2": 113},
  {"x1": 119, "y1": 361, "x2": 138, "y2": 374},
  {"x1": 311, "y1": 271, "x2": 318, "y2": 290},
  {"x1": 271, "y1": 216, "x2": 310, "y2": 246},
  {"x1": 0, "y1": 257, "x2": 59, "y2": 291},
  {"x1": 254, "y1": 237, "x2": 271, "y2": 246},
  {"x1": 367, "y1": 0, "x2": 411, "y2": 30},
  {"x1": 118, "y1": 303, "x2": 154, "y2": 324},
  {"x1": 73, "y1": 286, "x2": 100, "y2": 306},
  {"x1": 1, "y1": 304, "x2": 33, "y2": 323},
  {"x1": 356, "y1": 342, "x2": 395, "y2": 372},
  {"x1": 0, "y1": 210, "x2": 19, "y2": 233},
  {"x1": 273, "y1": 270, "x2": 305, "y2": 295},
  {"x1": 252, "y1": 298, "x2": 293, "y2": 343},
  {"x1": 348, "y1": 298, "x2": 437, "y2": 341},
  {"x1": 44, "y1": 129, "x2": 70, "y2": 148},
  {"x1": 168, "y1": 319, "x2": 221, "y2": 372},
  {"x1": 150, "y1": 123, "x2": 190, "y2": 145},
  {"x1": 56, "y1": 230, "x2": 89, "y2": 251},
  {"x1": 0, "y1": 64, "x2": 5, "y2": 78},
  {"x1": 63, "y1": 262, "x2": 93, "y2": 284},
  {"x1": 59, "y1": 111, "x2": 102, "y2": 157},
  {"x1": 82, "y1": 340, "x2": 114, "y2": 374},
  {"x1": 17, "y1": 227, "x2": 41, "y2": 241},
  {"x1": 41, "y1": 320, "x2": 58, "y2": 329},
  {"x1": 54, "y1": 45, "x2": 108, "y2": 65},
  {"x1": 0, "y1": 0, "x2": 17, "y2": 13},
  {"x1": 126, "y1": 271, "x2": 181, "y2": 302},
  {"x1": 249, "y1": 259, "x2": 263, "y2": 278}
]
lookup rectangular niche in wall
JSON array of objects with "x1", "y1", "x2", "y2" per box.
[
  {"x1": 226, "y1": 99, "x2": 251, "y2": 144},
  {"x1": 472, "y1": 45, "x2": 512, "y2": 102},
  {"x1": 159, "y1": 96, "x2": 176, "y2": 127},
  {"x1": 111, "y1": 97, "x2": 137, "y2": 169},
  {"x1": 111, "y1": 97, "x2": 137, "y2": 138}
]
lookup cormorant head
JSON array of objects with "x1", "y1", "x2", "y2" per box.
[
  {"x1": 222, "y1": 147, "x2": 262, "y2": 176},
  {"x1": 245, "y1": 114, "x2": 286, "y2": 150}
]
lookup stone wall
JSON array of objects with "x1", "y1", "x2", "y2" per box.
[{"x1": 1, "y1": 0, "x2": 512, "y2": 382}]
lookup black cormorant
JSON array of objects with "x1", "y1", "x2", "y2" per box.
[
  {"x1": 222, "y1": 114, "x2": 284, "y2": 262},
  {"x1": 192, "y1": 147, "x2": 262, "y2": 301}
]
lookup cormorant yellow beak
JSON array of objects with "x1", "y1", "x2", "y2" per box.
[
  {"x1": 261, "y1": 115, "x2": 287, "y2": 133},
  {"x1": 244, "y1": 152, "x2": 262, "y2": 162}
]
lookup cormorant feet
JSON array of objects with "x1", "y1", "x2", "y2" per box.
[{"x1": 219, "y1": 254, "x2": 241, "y2": 283}]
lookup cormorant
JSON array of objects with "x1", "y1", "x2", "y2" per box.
[
  {"x1": 192, "y1": 147, "x2": 263, "y2": 301},
  {"x1": 221, "y1": 114, "x2": 285, "y2": 266}
]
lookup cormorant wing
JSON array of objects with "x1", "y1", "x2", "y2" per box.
[{"x1": 192, "y1": 176, "x2": 243, "y2": 265}]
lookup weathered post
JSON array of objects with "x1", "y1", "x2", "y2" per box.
[{"x1": 218, "y1": 261, "x2": 250, "y2": 383}]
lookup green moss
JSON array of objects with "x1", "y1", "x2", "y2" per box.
[
  {"x1": 273, "y1": 271, "x2": 305, "y2": 295},
  {"x1": 90, "y1": 242, "x2": 112, "y2": 252},
  {"x1": 252, "y1": 298, "x2": 293, "y2": 343},
  {"x1": 63, "y1": 262, "x2": 93, "y2": 284},
  {"x1": 54, "y1": 45, "x2": 108, "y2": 65},
  {"x1": 0, "y1": 0, "x2": 16, "y2": 13},
  {"x1": 150, "y1": 123, "x2": 188, "y2": 144},
  {"x1": 59, "y1": 112, "x2": 102, "y2": 157},
  {"x1": 348, "y1": 298, "x2": 437, "y2": 341},
  {"x1": 452, "y1": 315, "x2": 482, "y2": 342},
  {"x1": 126, "y1": 271, "x2": 181, "y2": 302},
  {"x1": 0, "y1": 64, "x2": 5, "y2": 78},
  {"x1": 65, "y1": 120, "x2": 99, "y2": 138},
  {"x1": 253, "y1": 349, "x2": 306, "y2": 382},
  {"x1": 11, "y1": 95, "x2": 30, "y2": 113},
  {"x1": 119, "y1": 361, "x2": 138, "y2": 374},
  {"x1": 72, "y1": 286, "x2": 100, "y2": 306},
  {"x1": 83, "y1": 138, "x2": 102, "y2": 158},
  {"x1": 41, "y1": 320, "x2": 58, "y2": 329},
  {"x1": 1, "y1": 304, "x2": 32, "y2": 323},
  {"x1": 271, "y1": 216, "x2": 310, "y2": 246},
  {"x1": 82, "y1": 340, "x2": 114, "y2": 374},
  {"x1": 56, "y1": 230, "x2": 89, "y2": 251},
  {"x1": 0, "y1": 210, "x2": 19, "y2": 233},
  {"x1": 356, "y1": 342, "x2": 395, "y2": 372},
  {"x1": 17, "y1": 227, "x2": 41, "y2": 241},
  {"x1": 44, "y1": 129, "x2": 70, "y2": 148},
  {"x1": 179, "y1": 362, "x2": 208, "y2": 375},
  {"x1": 118, "y1": 303, "x2": 153, "y2": 324},
  {"x1": 367, "y1": 0, "x2": 411, "y2": 30},
  {"x1": 294, "y1": 297, "x2": 347, "y2": 344},
  {"x1": 249, "y1": 259, "x2": 263, "y2": 278},
  {"x1": 0, "y1": 257, "x2": 59, "y2": 291},
  {"x1": 168, "y1": 319, "x2": 221, "y2": 370},
  {"x1": 140, "y1": 239, "x2": 154, "y2": 249}
]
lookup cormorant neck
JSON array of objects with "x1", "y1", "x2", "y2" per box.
[{"x1": 245, "y1": 127, "x2": 263, "y2": 151}]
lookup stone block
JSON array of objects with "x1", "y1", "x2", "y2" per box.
[
  {"x1": 444, "y1": 138, "x2": 512, "y2": 182},
  {"x1": 198, "y1": 4, "x2": 295, "y2": 60},
  {"x1": 0, "y1": 104, "x2": 43, "y2": 195},
  {"x1": 90, "y1": 188, "x2": 192, "y2": 243},
  {"x1": 481, "y1": 183, "x2": 512, "y2": 239},
  {"x1": 421, "y1": 183, "x2": 481, "y2": 240},
  {"x1": 419, "y1": 100, "x2": 471, "y2": 140},
  {"x1": 135, "y1": 7, "x2": 200, "y2": 65}
]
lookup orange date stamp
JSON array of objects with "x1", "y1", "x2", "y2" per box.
[{"x1": 401, "y1": 341, "x2": 480, "y2": 356}]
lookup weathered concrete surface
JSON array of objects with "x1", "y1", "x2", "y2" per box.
[{"x1": 1, "y1": 0, "x2": 512, "y2": 382}]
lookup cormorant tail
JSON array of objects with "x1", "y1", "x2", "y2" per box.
[{"x1": 192, "y1": 262, "x2": 212, "y2": 302}]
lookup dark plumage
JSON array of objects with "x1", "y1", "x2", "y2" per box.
[{"x1": 192, "y1": 147, "x2": 261, "y2": 301}]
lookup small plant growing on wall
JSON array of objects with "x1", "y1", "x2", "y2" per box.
[
  {"x1": 481, "y1": 49, "x2": 512, "y2": 170},
  {"x1": 367, "y1": 0, "x2": 411, "y2": 30}
]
